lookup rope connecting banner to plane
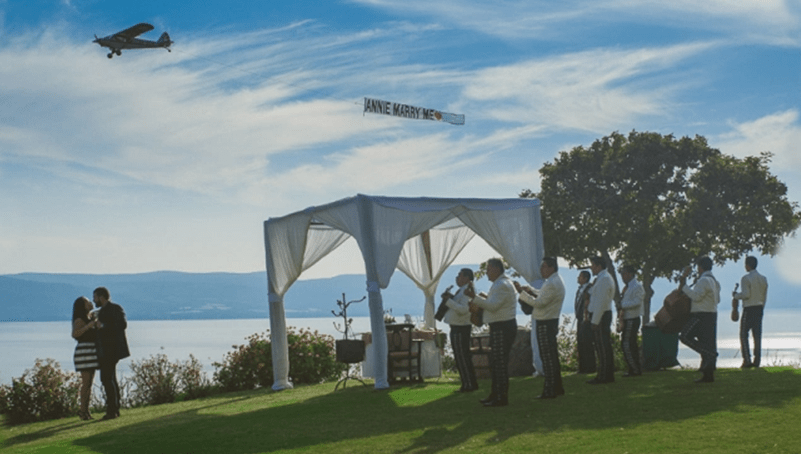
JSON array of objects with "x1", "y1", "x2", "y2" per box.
[{"x1": 363, "y1": 97, "x2": 465, "y2": 126}]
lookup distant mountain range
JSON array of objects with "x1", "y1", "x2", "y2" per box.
[
  {"x1": 2, "y1": 262, "x2": 797, "y2": 322},
  {"x1": 0, "y1": 270, "x2": 430, "y2": 322}
]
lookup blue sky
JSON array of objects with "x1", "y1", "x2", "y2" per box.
[{"x1": 1, "y1": 1, "x2": 800, "y2": 290}]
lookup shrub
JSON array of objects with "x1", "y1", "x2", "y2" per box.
[
  {"x1": 557, "y1": 314, "x2": 631, "y2": 372},
  {"x1": 177, "y1": 354, "x2": 214, "y2": 401},
  {"x1": 129, "y1": 354, "x2": 179, "y2": 406},
  {"x1": 213, "y1": 331, "x2": 272, "y2": 392},
  {"x1": 0, "y1": 383, "x2": 10, "y2": 414},
  {"x1": 129, "y1": 354, "x2": 213, "y2": 406},
  {"x1": 287, "y1": 328, "x2": 346, "y2": 385},
  {"x1": 213, "y1": 327, "x2": 346, "y2": 392},
  {"x1": 3, "y1": 359, "x2": 80, "y2": 424}
]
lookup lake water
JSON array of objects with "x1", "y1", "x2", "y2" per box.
[{"x1": 2, "y1": 310, "x2": 800, "y2": 385}]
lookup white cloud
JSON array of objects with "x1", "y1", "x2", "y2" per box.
[
  {"x1": 353, "y1": 0, "x2": 801, "y2": 45},
  {"x1": 776, "y1": 237, "x2": 801, "y2": 285},
  {"x1": 463, "y1": 43, "x2": 712, "y2": 133},
  {"x1": 715, "y1": 109, "x2": 801, "y2": 169}
]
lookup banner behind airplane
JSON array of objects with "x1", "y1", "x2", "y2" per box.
[{"x1": 363, "y1": 97, "x2": 465, "y2": 126}]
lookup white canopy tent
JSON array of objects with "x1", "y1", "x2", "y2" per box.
[{"x1": 263, "y1": 194, "x2": 545, "y2": 390}]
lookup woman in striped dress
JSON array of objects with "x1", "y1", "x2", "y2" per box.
[{"x1": 72, "y1": 296, "x2": 99, "y2": 420}]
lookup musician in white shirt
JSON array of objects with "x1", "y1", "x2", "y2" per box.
[
  {"x1": 441, "y1": 268, "x2": 478, "y2": 392},
  {"x1": 618, "y1": 265, "x2": 644, "y2": 377},
  {"x1": 680, "y1": 256, "x2": 721, "y2": 383},
  {"x1": 587, "y1": 256, "x2": 615, "y2": 384},
  {"x1": 516, "y1": 257, "x2": 566, "y2": 398},
  {"x1": 466, "y1": 258, "x2": 518, "y2": 407},
  {"x1": 732, "y1": 256, "x2": 768, "y2": 368}
]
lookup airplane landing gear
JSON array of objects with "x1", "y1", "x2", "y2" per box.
[
  {"x1": 115, "y1": 50, "x2": 121, "y2": 56},
  {"x1": 107, "y1": 52, "x2": 113, "y2": 59}
]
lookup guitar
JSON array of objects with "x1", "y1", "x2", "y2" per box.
[{"x1": 434, "y1": 285, "x2": 454, "y2": 322}]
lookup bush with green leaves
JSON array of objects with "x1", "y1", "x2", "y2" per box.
[
  {"x1": 213, "y1": 327, "x2": 346, "y2": 391},
  {"x1": 557, "y1": 314, "x2": 630, "y2": 372},
  {"x1": 128, "y1": 353, "x2": 213, "y2": 406},
  {"x1": 2, "y1": 359, "x2": 80, "y2": 424},
  {"x1": 0, "y1": 382, "x2": 10, "y2": 415}
]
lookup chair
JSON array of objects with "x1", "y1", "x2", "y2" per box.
[{"x1": 386, "y1": 324, "x2": 422, "y2": 383}]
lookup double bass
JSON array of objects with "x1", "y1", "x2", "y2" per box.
[{"x1": 655, "y1": 266, "x2": 693, "y2": 334}]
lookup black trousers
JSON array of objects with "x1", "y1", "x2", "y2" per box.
[
  {"x1": 576, "y1": 319, "x2": 596, "y2": 373},
  {"x1": 536, "y1": 318, "x2": 563, "y2": 396},
  {"x1": 488, "y1": 319, "x2": 517, "y2": 398},
  {"x1": 99, "y1": 359, "x2": 121, "y2": 416},
  {"x1": 740, "y1": 306, "x2": 764, "y2": 366},
  {"x1": 680, "y1": 312, "x2": 717, "y2": 377},
  {"x1": 449, "y1": 324, "x2": 477, "y2": 390},
  {"x1": 620, "y1": 317, "x2": 641, "y2": 375},
  {"x1": 592, "y1": 311, "x2": 615, "y2": 382}
]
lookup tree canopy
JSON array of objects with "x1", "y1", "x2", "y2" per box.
[{"x1": 523, "y1": 131, "x2": 800, "y2": 321}]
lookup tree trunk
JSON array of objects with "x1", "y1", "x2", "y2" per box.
[{"x1": 642, "y1": 272, "x2": 655, "y2": 324}]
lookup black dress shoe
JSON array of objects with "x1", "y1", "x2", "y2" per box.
[
  {"x1": 483, "y1": 396, "x2": 508, "y2": 407},
  {"x1": 480, "y1": 394, "x2": 497, "y2": 404},
  {"x1": 694, "y1": 376, "x2": 714, "y2": 383},
  {"x1": 740, "y1": 362, "x2": 754, "y2": 369},
  {"x1": 461, "y1": 386, "x2": 478, "y2": 393},
  {"x1": 101, "y1": 413, "x2": 118, "y2": 421}
]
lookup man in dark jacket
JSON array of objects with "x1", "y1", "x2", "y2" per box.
[{"x1": 93, "y1": 286, "x2": 130, "y2": 420}]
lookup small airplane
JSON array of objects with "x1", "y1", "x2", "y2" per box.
[{"x1": 94, "y1": 23, "x2": 172, "y2": 59}]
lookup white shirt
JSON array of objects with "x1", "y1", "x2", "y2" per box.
[
  {"x1": 619, "y1": 278, "x2": 644, "y2": 319},
  {"x1": 519, "y1": 273, "x2": 565, "y2": 321},
  {"x1": 734, "y1": 269, "x2": 768, "y2": 308},
  {"x1": 472, "y1": 274, "x2": 518, "y2": 324},
  {"x1": 682, "y1": 271, "x2": 721, "y2": 313},
  {"x1": 588, "y1": 269, "x2": 615, "y2": 325},
  {"x1": 443, "y1": 284, "x2": 471, "y2": 326}
]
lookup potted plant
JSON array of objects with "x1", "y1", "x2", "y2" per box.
[{"x1": 333, "y1": 293, "x2": 366, "y2": 364}]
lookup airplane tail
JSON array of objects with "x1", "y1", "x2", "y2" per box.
[{"x1": 158, "y1": 32, "x2": 172, "y2": 47}]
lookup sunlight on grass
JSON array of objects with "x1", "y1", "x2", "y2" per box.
[{"x1": 388, "y1": 384, "x2": 453, "y2": 407}]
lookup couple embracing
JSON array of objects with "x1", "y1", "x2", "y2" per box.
[{"x1": 71, "y1": 287, "x2": 130, "y2": 421}]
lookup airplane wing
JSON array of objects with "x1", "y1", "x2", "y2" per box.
[{"x1": 113, "y1": 23, "x2": 155, "y2": 41}]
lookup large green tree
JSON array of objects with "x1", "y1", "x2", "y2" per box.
[{"x1": 523, "y1": 131, "x2": 801, "y2": 322}]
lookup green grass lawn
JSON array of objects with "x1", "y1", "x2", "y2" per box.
[{"x1": 2, "y1": 367, "x2": 799, "y2": 453}]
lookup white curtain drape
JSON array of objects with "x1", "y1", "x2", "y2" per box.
[
  {"x1": 396, "y1": 219, "x2": 477, "y2": 328},
  {"x1": 264, "y1": 194, "x2": 543, "y2": 391},
  {"x1": 263, "y1": 213, "x2": 350, "y2": 390},
  {"x1": 456, "y1": 205, "x2": 544, "y2": 283}
]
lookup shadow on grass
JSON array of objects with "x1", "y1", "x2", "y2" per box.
[
  {"x1": 45, "y1": 368, "x2": 801, "y2": 453},
  {"x1": 1, "y1": 394, "x2": 255, "y2": 448},
  {"x1": 1, "y1": 419, "x2": 87, "y2": 445}
]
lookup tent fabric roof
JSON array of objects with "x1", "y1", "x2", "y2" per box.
[{"x1": 264, "y1": 194, "x2": 544, "y2": 390}]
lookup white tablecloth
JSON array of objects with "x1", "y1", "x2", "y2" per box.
[{"x1": 360, "y1": 331, "x2": 442, "y2": 378}]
